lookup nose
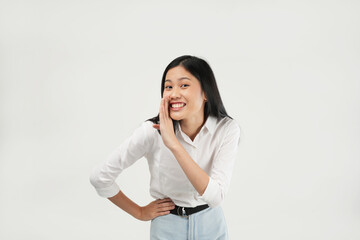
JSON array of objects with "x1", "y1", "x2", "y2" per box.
[{"x1": 170, "y1": 86, "x2": 181, "y2": 99}]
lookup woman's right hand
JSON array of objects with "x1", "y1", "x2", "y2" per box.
[{"x1": 137, "y1": 198, "x2": 175, "y2": 221}]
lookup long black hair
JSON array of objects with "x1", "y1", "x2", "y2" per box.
[{"x1": 147, "y1": 55, "x2": 232, "y2": 134}]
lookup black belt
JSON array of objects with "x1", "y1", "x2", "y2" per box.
[{"x1": 170, "y1": 204, "x2": 209, "y2": 217}]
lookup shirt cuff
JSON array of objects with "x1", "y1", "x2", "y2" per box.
[
  {"x1": 199, "y1": 177, "x2": 220, "y2": 208},
  {"x1": 93, "y1": 182, "x2": 120, "y2": 198}
]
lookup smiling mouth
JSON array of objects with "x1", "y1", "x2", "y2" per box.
[{"x1": 170, "y1": 103, "x2": 186, "y2": 111}]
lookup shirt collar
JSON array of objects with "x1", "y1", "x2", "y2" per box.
[
  {"x1": 203, "y1": 115, "x2": 217, "y2": 135},
  {"x1": 176, "y1": 115, "x2": 217, "y2": 135},
  {"x1": 175, "y1": 115, "x2": 218, "y2": 147}
]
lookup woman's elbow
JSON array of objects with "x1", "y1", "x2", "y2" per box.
[
  {"x1": 89, "y1": 168, "x2": 102, "y2": 188},
  {"x1": 207, "y1": 191, "x2": 225, "y2": 208},
  {"x1": 201, "y1": 178, "x2": 228, "y2": 208}
]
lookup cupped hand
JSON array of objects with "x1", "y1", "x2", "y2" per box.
[
  {"x1": 153, "y1": 95, "x2": 180, "y2": 150},
  {"x1": 138, "y1": 198, "x2": 175, "y2": 221}
]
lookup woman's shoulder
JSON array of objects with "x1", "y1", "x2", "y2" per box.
[
  {"x1": 215, "y1": 116, "x2": 241, "y2": 133},
  {"x1": 125, "y1": 119, "x2": 158, "y2": 141},
  {"x1": 126, "y1": 120, "x2": 159, "y2": 150},
  {"x1": 214, "y1": 116, "x2": 241, "y2": 146},
  {"x1": 139, "y1": 119, "x2": 160, "y2": 137}
]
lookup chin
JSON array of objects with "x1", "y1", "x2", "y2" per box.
[{"x1": 169, "y1": 113, "x2": 184, "y2": 121}]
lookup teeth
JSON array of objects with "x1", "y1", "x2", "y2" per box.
[{"x1": 172, "y1": 103, "x2": 185, "y2": 108}]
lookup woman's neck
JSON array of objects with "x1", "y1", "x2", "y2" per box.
[{"x1": 179, "y1": 115, "x2": 207, "y2": 141}]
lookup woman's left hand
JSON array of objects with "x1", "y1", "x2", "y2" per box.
[{"x1": 153, "y1": 95, "x2": 180, "y2": 150}]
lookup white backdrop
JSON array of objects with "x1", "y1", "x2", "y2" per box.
[{"x1": 0, "y1": 1, "x2": 359, "y2": 239}]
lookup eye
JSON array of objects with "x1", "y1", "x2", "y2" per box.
[
  {"x1": 165, "y1": 86, "x2": 172, "y2": 90},
  {"x1": 181, "y1": 84, "x2": 189, "y2": 87}
]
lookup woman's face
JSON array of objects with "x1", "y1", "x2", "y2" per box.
[{"x1": 163, "y1": 66, "x2": 207, "y2": 122}]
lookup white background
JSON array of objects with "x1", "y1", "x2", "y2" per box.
[{"x1": 0, "y1": 0, "x2": 359, "y2": 239}]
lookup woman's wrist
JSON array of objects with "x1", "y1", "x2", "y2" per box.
[
  {"x1": 108, "y1": 191, "x2": 144, "y2": 221},
  {"x1": 168, "y1": 141, "x2": 182, "y2": 153},
  {"x1": 133, "y1": 205, "x2": 143, "y2": 220}
]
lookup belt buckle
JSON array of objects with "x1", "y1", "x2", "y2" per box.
[{"x1": 177, "y1": 207, "x2": 188, "y2": 218}]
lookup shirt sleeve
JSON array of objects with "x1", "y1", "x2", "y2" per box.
[
  {"x1": 199, "y1": 120, "x2": 241, "y2": 208},
  {"x1": 89, "y1": 120, "x2": 154, "y2": 198}
]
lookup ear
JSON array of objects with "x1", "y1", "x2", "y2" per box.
[{"x1": 203, "y1": 92, "x2": 208, "y2": 102}]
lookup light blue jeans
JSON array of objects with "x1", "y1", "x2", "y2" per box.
[{"x1": 150, "y1": 205, "x2": 229, "y2": 240}]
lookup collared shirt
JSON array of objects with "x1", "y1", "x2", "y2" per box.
[{"x1": 89, "y1": 115, "x2": 241, "y2": 208}]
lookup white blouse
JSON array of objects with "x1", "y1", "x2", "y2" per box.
[{"x1": 89, "y1": 115, "x2": 241, "y2": 208}]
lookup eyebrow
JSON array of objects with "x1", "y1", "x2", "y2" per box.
[{"x1": 165, "y1": 77, "x2": 191, "y2": 83}]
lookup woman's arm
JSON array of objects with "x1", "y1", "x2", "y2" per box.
[
  {"x1": 168, "y1": 122, "x2": 240, "y2": 208},
  {"x1": 90, "y1": 121, "x2": 176, "y2": 220},
  {"x1": 107, "y1": 191, "x2": 175, "y2": 221},
  {"x1": 108, "y1": 191, "x2": 142, "y2": 219},
  {"x1": 89, "y1": 121, "x2": 152, "y2": 198},
  {"x1": 169, "y1": 144, "x2": 209, "y2": 196}
]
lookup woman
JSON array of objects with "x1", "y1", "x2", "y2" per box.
[{"x1": 90, "y1": 55, "x2": 241, "y2": 239}]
